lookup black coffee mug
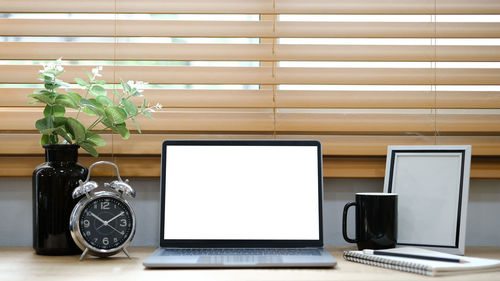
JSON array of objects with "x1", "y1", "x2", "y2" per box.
[{"x1": 342, "y1": 192, "x2": 397, "y2": 250}]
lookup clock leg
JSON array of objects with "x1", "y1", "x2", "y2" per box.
[
  {"x1": 123, "y1": 248, "x2": 131, "y2": 259},
  {"x1": 79, "y1": 248, "x2": 89, "y2": 261}
]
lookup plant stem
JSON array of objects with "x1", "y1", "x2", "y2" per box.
[
  {"x1": 95, "y1": 113, "x2": 139, "y2": 135},
  {"x1": 50, "y1": 133, "x2": 58, "y2": 144},
  {"x1": 87, "y1": 117, "x2": 102, "y2": 131},
  {"x1": 75, "y1": 87, "x2": 91, "y2": 120}
]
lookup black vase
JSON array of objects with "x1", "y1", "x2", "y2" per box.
[{"x1": 32, "y1": 144, "x2": 88, "y2": 255}]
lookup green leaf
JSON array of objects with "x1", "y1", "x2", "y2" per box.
[
  {"x1": 131, "y1": 117, "x2": 141, "y2": 134},
  {"x1": 122, "y1": 99, "x2": 138, "y2": 116},
  {"x1": 66, "y1": 117, "x2": 86, "y2": 143},
  {"x1": 74, "y1": 78, "x2": 90, "y2": 87},
  {"x1": 28, "y1": 92, "x2": 54, "y2": 105},
  {"x1": 53, "y1": 116, "x2": 68, "y2": 127},
  {"x1": 81, "y1": 98, "x2": 105, "y2": 116},
  {"x1": 141, "y1": 98, "x2": 146, "y2": 111},
  {"x1": 131, "y1": 89, "x2": 141, "y2": 97},
  {"x1": 55, "y1": 78, "x2": 70, "y2": 88},
  {"x1": 79, "y1": 142, "x2": 99, "y2": 157},
  {"x1": 120, "y1": 79, "x2": 131, "y2": 93},
  {"x1": 44, "y1": 82, "x2": 61, "y2": 90},
  {"x1": 55, "y1": 95, "x2": 78, "y2": 109},
  {"x1": 55, "y1": 127, "x2": 73, "y2": 144},
  {"x1": 41, "y1": 69, "x2": 63, "y2": 78},
  {"x1": 82, "y1": 107, "x2": 97, "y2": 116},
  {"x1": 66, "y1": 91, "x2": 82, "y2": 104},
  {"x1": 90, "y1": 85, "x2": 106, "y2": 96},
  {"x1": 42, "y1": 74, "x2": 54, "y2": 82},
  {"x1": 112, "y1": 89, "x2": 122, "y2": 99},
  {"x1": 85, "y1": 71, "x2": 93, "y2": 82},
  {"x1": 85, "y1": 132, "x2": 106, "y2": 147},
  {"x1": 114, "y1": 123, "x2": 130, "y2": 139},
  {"x1": 53, "y1": 105, "x2": 66, "y2": 117},
  {"x1": 99, "y1": 117, "x2": 112, "y2": 128},
  {"x1": 96, "y1": 96, "x2": 113, "y2": 106},
  {"x1": 54, "y1": 117, "x2": 73, "y2": 139},
  {"x1": 94, "y1": 79, "x2": 106, "y2": 85},
  {"x1": 35, "y1": 117, "x2": 54, "y2": 134},
  {"x1": 144, "y1": 110, "x2": 153, "y2": 119},
  {"x1": 40, "y1": 134, "x2": 50, "y2": 145},
  {"x1": 43, "y1": 105, "x2": 52, "y2": 117},
  {"x1": 105, "y1": 106, "x2": 127, "y2": 124},
  {"x1": 43, "y1": 105, "x2": 65, "y2": 117}
]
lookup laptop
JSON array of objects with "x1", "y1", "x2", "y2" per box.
[{"x1": 143, "y1": 140, "x2": 336, "y2": 268}]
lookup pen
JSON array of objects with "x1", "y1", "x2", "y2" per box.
[{"x1": 363, "y1": 249, "x2": 468, "y2": 264}]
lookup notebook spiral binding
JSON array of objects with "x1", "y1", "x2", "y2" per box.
[{"x1": 343, "y1": 251, "x2": 433, "y2": 276}]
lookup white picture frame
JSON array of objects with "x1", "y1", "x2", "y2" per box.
[{"x1": 383, "y1": 145, "x2": 471, "y2": 255}]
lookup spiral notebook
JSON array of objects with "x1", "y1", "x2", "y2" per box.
[{"x1": 343, "y1": 247, "x2": 500, "y2": 276}]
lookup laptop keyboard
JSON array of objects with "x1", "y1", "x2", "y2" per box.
[
  {"x1": 162, "y1": 248, "x2": 322, "y2": 256},
  {"x1": 161, "y1": 248, "x2": 322, "y2": 264}
]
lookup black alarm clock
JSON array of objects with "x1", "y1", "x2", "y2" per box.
[{"x1": 69, "y1": 161, "x2": 136, "y2": 261}]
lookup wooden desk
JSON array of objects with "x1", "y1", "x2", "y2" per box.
[{"x1": 0, "y1": 247, "x2": 499, "y2": 281}]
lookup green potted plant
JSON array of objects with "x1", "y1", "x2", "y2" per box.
[{"x1": 30, "y1": 59, "x2": 161, "y2": 255}]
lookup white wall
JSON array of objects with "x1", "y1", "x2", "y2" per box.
[{"x1": 0, "y1": 177, "x2": 499, "y2": 246}]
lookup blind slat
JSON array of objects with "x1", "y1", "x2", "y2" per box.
[
  {"x1": 0, "y1": 108, "x2": 275, "y2": 132},
  {"x1": 276, "y1": 113, "x2": 436, "y2": 133},
  {"x1": 277, "y1": 91, "x2": 500, "y2": 109},
  {"x1": 278, "y1": 0, "x2": 500, "y2": 14},
  {"x1": 436, "y1": 92, "x2": 500, "y2": 109},
  {"x1": 4, "y1": 108, "x2": 499, "y2": 134},
  {"x1": 437, "y1": 115, "x2": 500, "y2": 133},
  {"x1": 0, "y1": 0, "x2": 273, "y2": 14},
  {"x1": 277, "y1": 112, "x2": 500, "y2": 133},
  {"x1": 4, "y1": 65, "x2": 500, "y2": 85},
  {"x1": 1, "y1": 88, "x2": 275, "y2": 108},
  {"x1": 4, "y1": 43, "x2": 500, "y2": 62},
  {"x1": 1, "y1": 156, "x2": 497, "y2": 178},
  {"x1": 3, "y1": 0, "x2": 500, "y2": 14},
  {"x1": 5, "y1": 88, "x2": 500, "y2": 109},
  {"x1": 2, "y1": 19, "x2": 500, "y2": 38},
  {"x1": 276, "y1": 91, "x2": 435, "y2": 109},
  {"x1": 2, "y1": 134, "x2": 500, "y2": 156}
]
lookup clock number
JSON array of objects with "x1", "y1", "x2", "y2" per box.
[
  {"x1": 120, "y1": 219, "x2": 127, "y2": 227},
  {"x1": 102, "y1": 237, "x2": 109, "y2": 245},
  {"x1": 83, "y1": 220, "x2": 90, "y2": 228},
  {"x1": 86, "y1": 231, "x2": 91, "y2": 236},
  {"x1": 101, "y1": 201, "x2": 110, "y2": 210}
]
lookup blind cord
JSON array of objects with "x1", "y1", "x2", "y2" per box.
[{"x1": 272, "y1": 0, "x2": 277, "y2": 139}]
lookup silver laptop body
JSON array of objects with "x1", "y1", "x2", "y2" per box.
[{"x1": 143, "y1": 140, "x2": 336, "y2": 268}]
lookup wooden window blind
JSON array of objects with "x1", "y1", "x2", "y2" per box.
[{"x1": 0, "y1": 0, "x2": 499, "y2": 178}]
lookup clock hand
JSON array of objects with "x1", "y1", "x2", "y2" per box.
[
  {"x1": 106, "y1": 211, "x2": 124, "y2": 224},
  {"x1": 89, "y1": 212, "x2": 107, "y2": 225},
  {"x1": 106, "y1": 223, "x2": 124, "y2": 235},
  {"x1": 96, "y1": 211, "x2": 125, "y2": 231}
]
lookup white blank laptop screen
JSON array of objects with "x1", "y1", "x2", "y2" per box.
[{"x1": 163, "y1": 145, "x2": 320, "y2": 240}]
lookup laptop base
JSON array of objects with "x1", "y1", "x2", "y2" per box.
[{"x1": 143, "y1": 247, "x2": 336, "y2": 268}]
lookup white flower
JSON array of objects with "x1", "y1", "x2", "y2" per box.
[
  {"x1": 154, "y1": 102, "x2": 162, "y2": 110},
  {"x1": 146, "y1": 103, "x2": 162, "y2": 113},
  {"x1": 127, "y1": 80, "x2": 149, "y2": 95},
  {"x1": 40, "y1": 57, "x2": 64, "y2": 73},
  {"x1": 91, "y1": 65, "x2": 103, "y2": 79}
]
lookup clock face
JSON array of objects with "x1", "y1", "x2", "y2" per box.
[{"x1": 79, "y1": 197, "x2": 134, "y2": 250}]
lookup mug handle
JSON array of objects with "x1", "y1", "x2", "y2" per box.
[{"x1": 342, "y1": 201, "x2": 358, "y2": 243}]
